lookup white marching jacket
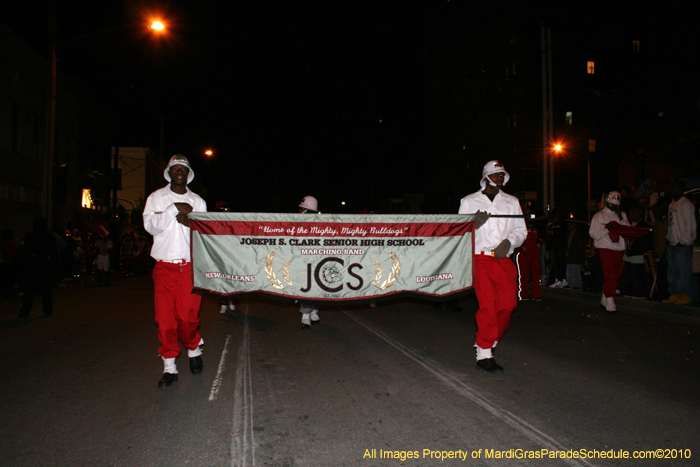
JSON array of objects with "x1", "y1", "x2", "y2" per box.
[
  {"x1": 589, "y1": 207, "x2": 629, "y2": 251},
  {"x1": 459, "y1": 190, "x2": 527, "y2": 256},
  {"x1": 143, "y1": 185, "x2": 207, "y2": 262}
]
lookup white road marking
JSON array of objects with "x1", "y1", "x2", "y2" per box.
[
  {"x1": 231, "y1": 311, "x2": 256, "y2": 467},
  {"x1": 345, "y1": 311, "x2": 597, "y2": 467},
  {"x1": 208, "y1": 334, "x2": 232, "y2": 402}
]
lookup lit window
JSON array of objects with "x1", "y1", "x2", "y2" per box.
[
  {"x1": 587, "y1": 61, "x2": 595, "y2": 74},
  {"x1": 81, "y1": 189, "x2": 94, "y2": 209},
  {"x1": 589, "y1": 139, "x2": 596, "y2": 152},
  {"x1": 565, "y1": 112, "x2": 573, "y2": 125},
  {"x1": 633, "y1": 40, "x2": 640, "y2": 53}
]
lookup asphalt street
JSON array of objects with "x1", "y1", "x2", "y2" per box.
[{"x1": 1, "y1": 274, "x2": 699, "y2": 467}]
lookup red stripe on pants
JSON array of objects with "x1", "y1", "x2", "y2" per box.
[
  {"x1": 516, "y1": 252, "x2": 541, "y2": 300},
  {"x1": 473, "y1": 255, "x2": 518, "y2": 349},
  {"x1": 598, "y1": 248, "x2": 624, "y2": 298},
  {"x1": 153, "y1": 261, "x2": 203, "y2": 358}
]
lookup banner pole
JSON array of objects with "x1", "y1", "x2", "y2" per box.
[{"x1": 463, "y1": 214, "x2": 536, "y2": 219}]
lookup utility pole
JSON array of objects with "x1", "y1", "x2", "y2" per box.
[
  {"x1": 541, "y1": 25, "x2": 549, "y2": 212},
  {"x1": 541, "y1": 25, "x2": 554, "y2": 211},
  {"x1": 587, "y1": 151, "x2": 592, "y2": 222},
  {"x1": 547, "y1": 27, "x2": 555, "y2": 210},
  {"x1": 111, "y1": 146, "x2": 120, "y2": 219},
  {"x1": 44, "y1": 7, "x2": 57, "y2": 226}
]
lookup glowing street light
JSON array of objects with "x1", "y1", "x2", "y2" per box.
[
  {"x1": 548, "y1": 142, "x2": 564, "y2": 209},
  {"x1": 205, "y1": 150, "x2": 213, "y2": 157},
  {"x1": 45, "y1": 18, "x2": 169, "y2": 225}
]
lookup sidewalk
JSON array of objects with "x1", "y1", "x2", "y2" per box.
[{"x1": 541, "y1": 285, "x2": 700, "y2": 320}]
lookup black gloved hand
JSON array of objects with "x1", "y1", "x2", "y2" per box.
[
  {"x1": 474, "y1": 210, "x2": 490, "y2": 230},
  {"x1": 493, "y1": 239, "x2": 511, "y2": 259}
]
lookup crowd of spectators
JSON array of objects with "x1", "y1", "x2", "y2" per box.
[
  {"x1": 521, "y1": 178, "x2": 700, "y2": 307},
  {"x1": 0, "y1": 216, "x2": 155, "y2": 300}
]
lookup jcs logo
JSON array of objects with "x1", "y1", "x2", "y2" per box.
[{"x1": 300, "y1": 257, "x2": 364, "y2": 293}]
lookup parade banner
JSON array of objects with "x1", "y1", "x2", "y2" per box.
[{"x1": 189, "y1": 213, "x2": 475, "y2": 303}]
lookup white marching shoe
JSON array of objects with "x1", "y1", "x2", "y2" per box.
[{"x1": 605, "y1": 297, "x2": 617, "y2": 313}]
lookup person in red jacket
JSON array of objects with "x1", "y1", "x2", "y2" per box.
[{"x1": 515, "y1": 207, "x2": 542, "y2": 301}]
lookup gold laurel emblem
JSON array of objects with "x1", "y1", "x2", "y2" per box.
[
  {"x1": 264, "y1": 249, "x2": 285, "y2": 289},
  {"x1": 380, "y1": 251, "x2": 400, "y2": 290},
  {"x1": 283, "y1": 258, "x2": 293, "y2": 286},
  {"x1": 372, "y1": 251, "x2": 400, "y2": 290},
  {"x1": 371, "y1": 259, "x2": 383, "y2": 286}
]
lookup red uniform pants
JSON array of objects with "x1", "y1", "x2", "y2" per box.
[
  {"x1": 599, "y1": 248, "x2": 624, "y2": 298},
  {"x1": 153, "y1": 261, "x2": 202, "y2": 359},
  {"x1": 515, "y1": 251, "x2": 541, "y2": 300},
  {"x1": 473, "y1": 254, "x2": 518, "y2": 349}
]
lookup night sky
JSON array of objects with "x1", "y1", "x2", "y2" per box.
[{"x1": 4, "y1": 1, "x2": 699, "y2": 214}]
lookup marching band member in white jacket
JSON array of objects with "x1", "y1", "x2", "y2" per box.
[
  {"x1": 298, "y1": 196, "x2": 320, "y2": 329},
  {"x1": 143, "y1": 155, "x2": 207, "y2": 389},
  {"x1": 589, "y1": 191, "x2": 629, "y2": 313},
  {"x1": 459, "y1": 160, "x2": 527, "y2": 374}
]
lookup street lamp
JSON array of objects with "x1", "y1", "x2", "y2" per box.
[
  {"x1": 548, "y1": 142, "x2": 563, "y2": 209},
  {"x1": 44, "y1": 19, "x2": 167, "y2": 225}
]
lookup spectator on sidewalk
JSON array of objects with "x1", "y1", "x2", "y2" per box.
[
  {"x1": 649, "y1": 194, "x2": 671, "y2": 299},
  {"x1": 72, "y1": 229, "x2": 85, "y2": 278},
  {"x1": 1, "y1": 229, "x2": 19, "y2": 299},
  {"x1": 623, "y1": 205, "x2": 653, "y2": 299},
  {"x1": 546, "y1": 208, "x2": 568, "y2": 288},
  {"x1": 565, "y1": 219, "x2": 589, "y2": 289},
  {"x1": 51, "y1": 228, "x2": 67, "y2": 283},
  {"x1": 95, "y1": 225, "x2": 112, "y2": 287},
  {"x1": 662, "y1": 180, "x2": 699, "y2": 305},
  {"x1": 133, "y1": 230, "x2": 150, "y2": 275},
  {"x1": 590, "y1": 191, "x2": 630, "y2": 313},
  {"x1": 17, "y1": 217, "x2": 59, "y2": 319},
  {"x1": 619, "y1": 185, "x2": 636, "y2": 217},
  {"x1": 121, "y1": 233, "x2": 135, "y2": 277},
  {"x1": 108, "y1": 222, "x2": 121, "y2": 276},
  {"x1": 83, "y1": 229, "x2": 96, "y2": 285}
]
